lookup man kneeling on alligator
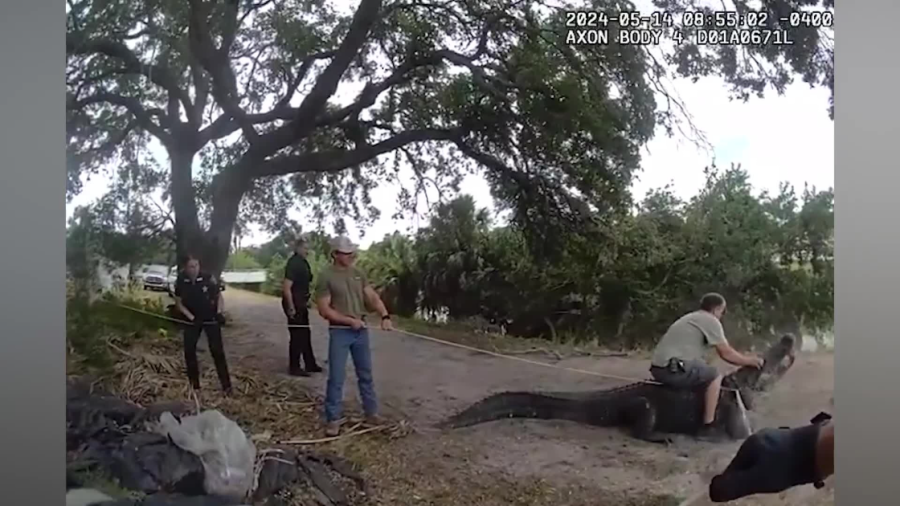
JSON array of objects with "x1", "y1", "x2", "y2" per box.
[{"x1": 650, "y1": 292, "x2": 763, "y2": 440}]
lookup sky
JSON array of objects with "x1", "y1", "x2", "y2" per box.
[{"x1": 65, "y1": 2, "x2": 835, "y2": 250}]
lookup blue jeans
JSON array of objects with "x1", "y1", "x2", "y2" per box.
[{"x1": 323, "y1": 327, "x2": 378, "y2": 422}]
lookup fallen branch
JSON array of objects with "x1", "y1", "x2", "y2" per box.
[{"x1": 278, "y1": 423, "x2": 390, "y2": 445}]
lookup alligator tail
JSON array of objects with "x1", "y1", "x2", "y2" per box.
[{"x1": 439, "y1": 391, "x2": 586, "y2": 429}]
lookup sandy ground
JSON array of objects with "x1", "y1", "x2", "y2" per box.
[{"x1": 215, "y1": 288, "x2": 834, "y2": 506}]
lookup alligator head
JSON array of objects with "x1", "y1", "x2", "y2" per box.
[
  {"x1": 723, "y1": 333, "x2": 797, "y2": 411},
  {"x1": 708, "y1": 334, "x2": 797, "y2": 439}
]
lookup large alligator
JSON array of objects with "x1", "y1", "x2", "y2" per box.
[{"x1": 440, "y1": 334, "x2": 797, "y2": 443}]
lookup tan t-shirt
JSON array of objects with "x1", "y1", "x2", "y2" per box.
[
  {"x1": 650, "y1": 310, "x2": 727, "y2": 367},
  {"x1": 314, "y1": 265, "x2": 369, "y2": 319}
]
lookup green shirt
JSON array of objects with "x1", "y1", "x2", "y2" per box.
[
  {"x1": 650, "y1": 310, "x2": 727, "y2": 367},
  {"x1": 314, "y1": 265, "x2": 370, "y2": 319}
]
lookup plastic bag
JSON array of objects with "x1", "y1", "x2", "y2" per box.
[{"x1": 156, "y1": 410, "x2": 257, "y2": 500}]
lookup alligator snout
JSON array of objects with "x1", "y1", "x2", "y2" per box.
[
  {"x1": 763, "y1": 333, "x2": 797, "y2": 366},
  {"x1": 780, "y1": 333, "x2": 796, "y2": 349}
]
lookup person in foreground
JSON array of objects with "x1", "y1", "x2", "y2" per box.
[
  {"x1": 649, "y1": 293, "x2": 763, "y2": 439},
  {"x1": 282, "y1": 235, "x2": 322, "y2": 376},
  {"x1": 315, "y1": 236, "x2": 393, "y2": 436},
  {"x1": 173, "y1": 255, "x2": 233, "y2": 395},
  {"x1": 708, "y1": 412, "x2": 834, "y2": 502}
]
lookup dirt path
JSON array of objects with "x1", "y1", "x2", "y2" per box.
[{"x1": 220, "y1": 288, "x2": 834, "y2": 505}]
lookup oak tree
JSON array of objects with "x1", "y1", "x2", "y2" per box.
[{"x1": 66, "y1": 0, "x2": 834, "y2": 274}]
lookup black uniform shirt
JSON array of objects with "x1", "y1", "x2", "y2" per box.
[
  {"x1": 284, "y1": 253, "x2": 313, "y2": 307},
  {"x1": 174, "y1": 271, "x2": 220, "y2": 320}
]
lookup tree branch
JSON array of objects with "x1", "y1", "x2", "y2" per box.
[
  {"x1": 66, "y1": 33, "x2": 193, "y2": 117},
  {"x1": 67, "y1": 120, "x2": 139, "y2": 166},
  {"x1": 218, "y1": 2, "x2": 499, "y2": 161},
  {"x1": 197, "y1": 49, "x2": 338, "y2": 143},
  {"x1": 436, "y1": 48, "x2": 513, "y2": 100},
  {"x1": 255, "y1": 127, "x2": 461, "y2": 178},
  {"x1": 219, "y1": 0, "x2": 242, "y2": 58},
  {"x1": 199, "y1": 107, "x2": 301, "y2": 143},
  {"x1": 189, "y1": 56, "x2": 210, "y2": 126},
  {"x1": 455, "y1": 138, "x2": 595, "y2": 225},
  {"x1": 320, "y1": 52, "x2": 443, "y2": 127},
  {"x1": 253, "y1": 0, "x2": 385, "y2": 156},
  {"x1": 69, "y1": 92, "x2": 171, "y2": 143},
  {"x1": 453, "y1": 139, "x2": 526, "y2": 185},
  {"x1": 319, "y1": 33, "x2": 513, "y2": 130},
  {"x1": 187, "y1": 0, "x2": 261, "y2": 144},
  {"x1": 240, "y1": 0, "x2": 276, "y2": 25},
  {"x1": 275, "y1": 50, "x2": 338, "y2": 111}
]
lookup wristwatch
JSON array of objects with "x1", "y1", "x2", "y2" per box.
[{"x1": 381, "y1": 314, "x2": 391, "y2": 321}]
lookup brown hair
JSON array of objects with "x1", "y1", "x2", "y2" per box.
[{"x1": 699, "y1": 292, "x2": 726, "y2": 312}]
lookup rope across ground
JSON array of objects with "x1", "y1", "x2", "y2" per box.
[{"x1": 98, "y1": 288, "x2": 835, "y2": 506}]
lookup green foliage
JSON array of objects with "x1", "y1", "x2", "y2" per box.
[
  {"x1": 68, "y1": 468, "x2": 139, "y2": 501},
  {"x1": 66, "y1": 206, "x2": 176, "y2": 370},
  {"x1": 67, "y1": 288, "x2": 176, "y2": 372},
  {"x1": 250, "y1": 229, "x2": 330, "y2": 299},
  {"x1": 355, "y1": 166, "x2": 833, "y2": 347},
  {"x1": 306, "y1": 248, "x2": 331, "y2": 282},
  {"x1": 415, "y1": 196, "x2": 493, "y2": 319},
  {"x1": 66, "y1": 207, "x2": 104, "y2": 298},
  {"x1": 225, "y1": 249, "x2": 263, "y2": 270},
  {"x1": 246, "y1": 232, "x2": 296, "y2": 269},
  {"x1": 262, "y1": 253, "x2": 288, "y2": 296},
  {"x1": 357, "y1": 232, "x2": 420, "y2": 317},
  {"x1": 66, "y1": 0, "x2": 834, "y2": 272},
  {"x1": 67, "y1": 194, "x2": 175, "y2": 286}
]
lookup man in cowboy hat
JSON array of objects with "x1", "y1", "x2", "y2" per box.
[{"x1": 314, "y1": 235, "x2": 393, "y2": 436}]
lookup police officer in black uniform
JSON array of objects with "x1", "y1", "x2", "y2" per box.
[
  {"x1": 282, "y1": 237, "x2": 321, "y2": 376},
  {"x1": 173, "y1": 255, "x2": 233, "y2": 394}
]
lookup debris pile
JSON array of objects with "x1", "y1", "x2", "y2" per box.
[{"x1": 66, "y1": 377, "x2": 382, "y2": 505}]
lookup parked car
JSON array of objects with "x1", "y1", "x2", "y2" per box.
[
  {"x1": 141, "y1": 270, "x2": 168, "y2": 291},
  {"x1": 161, "y1": 267, "x2": 226, "y2": 294},
  {"x1": 166, "y1": 267, "x2": 178, "y2": 294}
]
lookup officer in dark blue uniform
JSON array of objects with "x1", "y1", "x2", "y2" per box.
[
  {"x1": 282, "y1": 236, "x2": 321, "y2": 376},
  {"x1": 173, "y1": 255, "x2": 233, "y2": 395}
]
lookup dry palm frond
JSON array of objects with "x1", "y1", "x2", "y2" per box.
[{"x1": 99, "y1": 338, "x2": 408, "y2": 448}]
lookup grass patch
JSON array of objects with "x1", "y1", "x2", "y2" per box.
[
  {"x1": 67, "y1": 288, "x2": 178, "y2": 373},
  {"x1": 68, "y1": 468, "x2": 142, "y2": 501},
  {"x1": 394, "y1": 316, "x2": 640, "y2": 361}
]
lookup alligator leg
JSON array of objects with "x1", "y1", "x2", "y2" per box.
[{"x1": 621, "y1": 396, "x2": 672, "y2": 444}]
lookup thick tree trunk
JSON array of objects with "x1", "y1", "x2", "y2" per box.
[
  {"x1": 169, "y1": 148, "x2": 206, "y2": 267},
  {"x1": 167, "y1": 142, "x2": 251, "y2": 279},
  {"x1": 204, "y1": 167, "x2": 250, "y2": 277}
]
